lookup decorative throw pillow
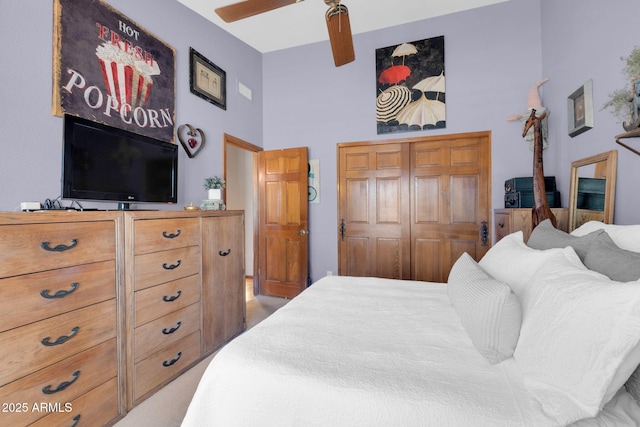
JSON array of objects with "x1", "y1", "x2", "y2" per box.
[
  {"x1": 571, "y1": 222, "x2": 640, "y2": 406},
  {"x1": 582, "y1": 232, "x2": 640, "y2": 282},
  {"x1": 527, "y1": 219, "x2": 605, "y2": 260},
  {"x1": 571, "y1": 221, "x2": 640, "y2": 253},
  {"x1": 513, "y1": 250, "x2": 640, "y2": 425},
  {"x1": 478, "y1": 231, "x2": 569, "y2": 301},
  {"x1": 448, "y1": 253, "x2": 522, "y2": 364}
]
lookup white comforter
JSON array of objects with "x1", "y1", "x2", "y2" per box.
[{"x1": 183, "y1": 276, "x2": 565, "y2": 426}]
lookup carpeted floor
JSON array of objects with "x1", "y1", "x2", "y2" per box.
[{"x1": 114, "y1": 279, "x2": 289, "y2": 427}]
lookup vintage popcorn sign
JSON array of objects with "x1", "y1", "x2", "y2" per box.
[{"x1": 52, "y1": 0, "x2": 176, "y2": 142}]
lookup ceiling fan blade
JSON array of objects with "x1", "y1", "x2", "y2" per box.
[
  {"x1": 326, "y1": 4, "x2": 355, "y2": 67},
  {"x1": 216, "y1": 0, "x2": 301, "y2": 23}
]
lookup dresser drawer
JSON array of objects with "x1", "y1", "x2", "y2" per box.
[
  {"x1": 0, "y1": 260, "x2": 116, "y2": 333},
  {"x1": 0, "y1": 222, "x2": 115, "y2": 278},
  {"x1": 0, "y1": 299, "x2": 116, "y2": 386},
  {"x1": 134, "y1": 246, "x2": 201, "y2": 291},
  {"x1": 135, "y1": 274, "x2": 200, "y2": 327},
  {"x1": 134, "y1": 331, "x2": 201, "y2": 402},
  {"x1": 494, "y1": 212, "x2": 512, "y2": 242},
  {"x1": 0, "y1": 339, "x2": 117, "y2": 426},
  {"x1": 135, "y1": 303, "x2": 201, "y2": 363},
  {"x1": 133, "y1": 218, "x2": 199, "y2": 255},
  {"x1": 29, "y1": 377, "x2": 119, "y2": 427}
]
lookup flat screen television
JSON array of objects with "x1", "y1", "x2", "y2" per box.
[{"x1": 62, "y1": 114, "x2": 178, "y2": 210}]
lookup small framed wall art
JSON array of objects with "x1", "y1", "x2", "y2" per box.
[
  {"x1": 567, "y1": 79, "x2": 594, "y2": 137},
  {"x1": 189, "y1": 47, "x2": 226, "y2": 110}
]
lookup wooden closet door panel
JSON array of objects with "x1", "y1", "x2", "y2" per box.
[
  {"x1": 343, "y1": 237, "x2": 368, "y2": 277},
  {"x1": 411, "y1": 133, "x2": 491, "y2": 282},
  {"x1": 338, "y1": 143, "x2": 410, "y2": 279}
]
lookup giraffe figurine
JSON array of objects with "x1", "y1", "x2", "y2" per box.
[{"x1": 523, "y1": 108, "x2": 557, "y2": 229}]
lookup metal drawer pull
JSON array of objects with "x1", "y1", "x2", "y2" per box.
[
  {"x1": 162, "y1": 351, "x2": 182, "y2": 367},
  {"x1": 40, "y1": 239, "x2": 78, "y2": 252},
  {"x1": 70, "y1": 415, "x2": 81, "y2": 427},
  {"x1": 42, "y1": 370, "x2": 80, "y2": 394},
  {"x1": 162, "y1": 260, "x2": 181, "y2": 270},
  {"x1": 162, "y1": 230, "x2": 181, "y2": 239},
  {"x1": 162, "y1": 290, "x2": 181, "y2": 302},
  {"x1": 218, "y1": 249, "x2": 231, "y2": 256},
  {"x1": 498, "y1": 221, "x2": 504, "y2": 228},
  {"x1": 41, "y1": 282, "x2": 79, "y2": 299},
  {"x1": 162, "y1": 321, "x2": 182, "y2": 335},
  {"x1": 41, "y1": 326, "x2": 80, "y2": 346}
]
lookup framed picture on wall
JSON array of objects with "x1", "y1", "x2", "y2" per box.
[
  {"x1": 189, "y1": 48, "x2": 226, "y2": 110},
  {"x1": 375, "y1": 35, "x2": 445, "y2": 135},
  {"x1": 567, "y1": 79, "x2": 594, "y2": 137}
]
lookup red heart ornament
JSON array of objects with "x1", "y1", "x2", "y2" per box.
[{"x1": 177, "y1": 124, "x2": 205, "y2": 158}]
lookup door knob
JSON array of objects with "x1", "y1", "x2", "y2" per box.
[{"x1": 298, "y1": 230, "x2": 308, "y2": 235}]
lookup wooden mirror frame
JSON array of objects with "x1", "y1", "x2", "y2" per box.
[{"x1": 568, "y1": 150, "x2": 618, "y2": 231}]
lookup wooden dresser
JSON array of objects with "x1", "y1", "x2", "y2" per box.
[
  {"x1": 0, "y1": 211, "x2": 124, "y2": 427},
  {"x1": 494, "y1": 208, "x2": 569, "y2": 243},
  {"x1": 0, "y1": 209, "x2": 245, "y2": 425},
  {"x1": 123, "y1": 210, "x2": 245, "y2": 409}
]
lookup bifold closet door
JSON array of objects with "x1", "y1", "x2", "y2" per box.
[
  {"x1": 410, "y1": 132, "x2": 491, "y2": 282},
  {"x1": 338, "y1": 143, "x2": 411, "y2": 279},
  {"x1": 338, "y1": 131, "x2": 492, "y2": 283}
]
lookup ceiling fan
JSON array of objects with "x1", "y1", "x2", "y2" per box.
[{"x1": 215, "y1": 0, "x2": 355, "y2": 67}]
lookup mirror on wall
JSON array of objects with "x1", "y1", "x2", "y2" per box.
[{"x1": 568, "y1": 150, "x2": 618, "y2": 231}]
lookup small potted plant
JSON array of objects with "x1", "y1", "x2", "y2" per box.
[
  {"x1": 603, "y1": 46, "x2": 640, "y2": 128},
  {"x1": 203, "y1": 176, "x2": 225, "y2": 200}
]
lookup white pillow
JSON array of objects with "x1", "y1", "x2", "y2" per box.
[
  {"x1": 572, "y1": 387, "x2": 640, "y2": 426},
  {"x1": 447, "y1": 253, "x2": 522, "y2": 364},
  {"x1": 513, "y1": 250, "x2": 640, "y2": 425},
  {"x1": 479, "y1": 231, "x2": 570, "y2": 302},
  {"x1": 571, "y1": 221, "x2": 640, "y2": 253},
  {"x1": 573, "y1": 222, "x2": 640, "y2": 404}
]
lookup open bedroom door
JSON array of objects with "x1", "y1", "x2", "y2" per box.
[{"x1": 257, "y1": 147, "x2": 309, "y2": 298}]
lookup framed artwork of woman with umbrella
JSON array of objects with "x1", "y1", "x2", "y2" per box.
[{"x1": 376, "y1": 36, "x2": 445, "y2": 135}]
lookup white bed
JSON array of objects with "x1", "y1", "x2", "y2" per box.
[{"x1": 183, "y1": 221, "x2": 640, "y2": 427}]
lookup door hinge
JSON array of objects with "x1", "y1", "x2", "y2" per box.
[{"x1": 481, "y1": 220, "x2": 489, "y2": 247}]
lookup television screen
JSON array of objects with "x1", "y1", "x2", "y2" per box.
[{"x1": 62, "y1": 115, "x2": 178, "y2": 209}]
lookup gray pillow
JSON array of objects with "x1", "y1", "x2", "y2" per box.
[
  {"x1": 527, "y1": 219, "x2": 605, "y2": 260},
  {"x1": 583, "y1": 232, "x2": 640, "y2": 282},
  {"x1": 448, "y1": 253, "x2": 522, "y2": 364},
  {"x1": 626, "y1": 366, "x2": 640, "y2": 404}
]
